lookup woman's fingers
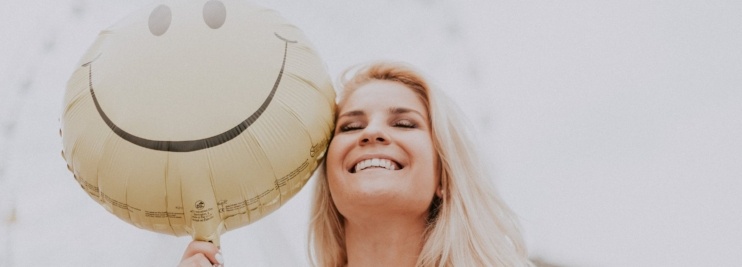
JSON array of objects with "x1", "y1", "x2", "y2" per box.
[
  {"x1": 178, "y1": 252, "x2": 216, "y2": 267},
  {"x1": 179, "y1": 241, "x2": 223, "y2": 267}
]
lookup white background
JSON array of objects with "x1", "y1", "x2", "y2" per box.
[{"x1": 1, "y1": 0, "x2": 741, "y2": 266}]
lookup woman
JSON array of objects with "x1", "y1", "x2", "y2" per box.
[{"x1": 179, "y1": 62, "x2": 533, "y2": 267}]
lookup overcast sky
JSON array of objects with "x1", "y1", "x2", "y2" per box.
[{"x1": 1, "y1": 0, "x2": 741, "y2": 266}]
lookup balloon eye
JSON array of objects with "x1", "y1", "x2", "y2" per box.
[
  {"x1": 203, "y1": 0, "x2": 227, "y2": 29},
  {"x1": 148, "y1": 5, "x2": 172, "y2": 36}
]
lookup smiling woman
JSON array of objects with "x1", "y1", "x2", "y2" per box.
[
  {"x1": 180, "y1": 61, "x2": 535, "y2": 266},
  {"x1": 309, "y1": 62, "x2": 534, "y2": 267},
  {"x1": 177, "y1": 62, "x2": 535, "y2": 266}
]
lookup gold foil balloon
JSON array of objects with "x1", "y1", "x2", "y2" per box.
[{"x1": 60, "y1": 0, "x2": 335, "y2": 245}]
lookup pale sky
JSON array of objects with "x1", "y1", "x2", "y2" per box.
[{"x1": 1, "y1": 0, "x2": 741, "y2": 266}]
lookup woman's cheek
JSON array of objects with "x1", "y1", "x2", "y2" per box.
[
  {"x1": 325, "y1": 137, "x2": 343, "y2": 171},
  {"x1": 325, "y1": 138, "x2": 347, "y2": 194}
]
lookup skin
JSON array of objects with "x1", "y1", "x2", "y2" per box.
[
  {"x1": 328, "y1": 80, "x2": 440, "y2": 267},
  {"x1": 178, "y1": 80, "x2": 440, "y2": 266},
  {"x1": 178, "y1": 241, "x2": 222, "y2": 267}
]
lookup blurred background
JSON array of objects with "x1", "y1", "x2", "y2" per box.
[{"x1": 1, "y1": 0, "x2": 741, "y2": 266}]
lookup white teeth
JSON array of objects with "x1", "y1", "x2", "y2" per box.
[{"x1": 354, "y1": 158, "x2": 398, "y2": 172}]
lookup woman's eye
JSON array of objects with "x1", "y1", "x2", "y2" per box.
[
  {"x1": 394, "y1": 120, "x2": 416, "y2": 128},
  {"x1": 339, "y1": 122, "x2": 364, "y2": 132}
]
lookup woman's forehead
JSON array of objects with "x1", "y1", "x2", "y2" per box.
[{"x1": 339, "y1": 80, "x2": 427, "y2": 112}]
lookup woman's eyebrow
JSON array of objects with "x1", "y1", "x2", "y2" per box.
[
  {"x1": 389, "y1": 107, "x2": 425, "y2": 118},
  {"x1": 338, "y1": 110, "x2": 365, "y2": 118}
]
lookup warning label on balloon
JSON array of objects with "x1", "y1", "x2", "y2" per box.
[
  {"x1": 144, "y1": 211, "x2": 184, "y2": 219},
  {"x1": 191, "y1": 208, "x2": 215, "y2": 222},
  {"x1": 220, "y1": 201, "x2": 246, "y2": 213},
  {"x1": 310, "y1": 139, "x2": 328, "y2": 158},
  {"x1": 75, "y1": 175, "x2": 100, "y2": 198},
  {"x1": 101, "y1": 192, "x2": 140, "y2": 212},
  {"x1": 276, "y1": 159, "x2": 309, "y2": 187}
]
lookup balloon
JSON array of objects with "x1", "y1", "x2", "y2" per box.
[{"x1": 60, "y1": 0, "x2": 335, "y2": 245}]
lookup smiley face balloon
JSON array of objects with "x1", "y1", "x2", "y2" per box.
[{"x1": 61, "y1": 0, "x2": 335, "y2": 245}]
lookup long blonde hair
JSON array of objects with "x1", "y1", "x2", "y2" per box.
[{"x1": 309, "y1": 62, "x2": 533, "y2": 267}]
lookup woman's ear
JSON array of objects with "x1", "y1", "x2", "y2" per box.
[{"x1": 436, "y1": 158, "x2": 444, "y2": 198}]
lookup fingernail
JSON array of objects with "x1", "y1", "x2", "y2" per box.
[{"x1": 215, "y1": 251, "x2": 224, "y2": 266}]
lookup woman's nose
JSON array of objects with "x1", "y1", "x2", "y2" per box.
[
  {"x1": 359, "y1": 124, "x2": 390, "y2": 145},
  {"x1": 361, "y1": 136, "x2": 387, "y2": 144}
]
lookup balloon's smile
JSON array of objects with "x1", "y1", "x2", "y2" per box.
[{"x1": 83, "y1": 33, "x2": 297, "y2": 152}]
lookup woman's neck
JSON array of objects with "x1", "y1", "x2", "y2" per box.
[{"x1": 344, "y1": 216, "x2": 427, "y2": 267}]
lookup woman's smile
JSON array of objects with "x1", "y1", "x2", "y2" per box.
[{"x1": 351, "y1": 158, "x2": 400, "y2": 172}]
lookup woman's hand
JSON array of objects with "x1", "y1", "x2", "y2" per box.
[{"x1": 178, "y1": 241, "x2": 224, "y2": 267}]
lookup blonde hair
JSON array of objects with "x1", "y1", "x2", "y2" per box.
[{"x1": 309, "y1": 61, "x2": 533, "y2": 267}]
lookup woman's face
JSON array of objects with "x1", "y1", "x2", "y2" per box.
[{"x1": 327, "y1": 80, "x2": 439, "y2": 221}]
